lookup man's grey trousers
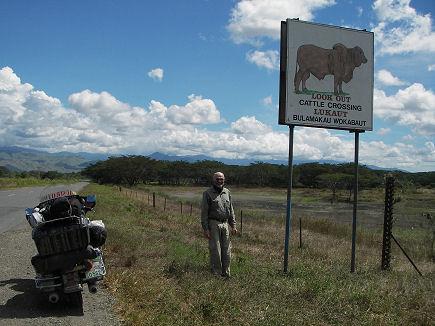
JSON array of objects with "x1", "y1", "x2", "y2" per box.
[{"x1": 208, "y1": 219, "x2": 231, "y2": 276}]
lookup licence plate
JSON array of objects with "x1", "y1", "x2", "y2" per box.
[{"x1": 85, "y1": 254, "x2": 106, "y2": 280}]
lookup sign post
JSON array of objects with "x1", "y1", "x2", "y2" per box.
[
  {"x1": 279, "y1": 19, "x2": 374, "y2": 273},
  {"x1": 350, "y1": 131, "x2": 361, "y2": 273},
  {"x1": 283, "y1": 125, "x2": 294, "y2": 273}
]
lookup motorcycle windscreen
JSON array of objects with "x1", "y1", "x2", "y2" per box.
[{"x1": 39, "y1": 184, "x2": 75, "y2": 203}]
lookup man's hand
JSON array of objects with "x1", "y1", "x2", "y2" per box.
[
  {"x1": 204, "y1": 229, "x2": 211, "y2": 239},
  {"x1": 231, "y1": 228, "x2": 238, "y2": 235}
]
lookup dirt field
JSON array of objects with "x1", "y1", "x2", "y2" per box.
[{"x1": 142, "y1": 186, "x2": 435, "y2": 231}]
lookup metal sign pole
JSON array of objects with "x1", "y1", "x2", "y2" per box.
[
  {"x1": 284, "y1": 125, "x2": 295, "y2": 273},
  {"x1": 350, "y1": 131, "x2": 360, "y2": 273}
]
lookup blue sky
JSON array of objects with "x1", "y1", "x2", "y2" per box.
[{"x1": 0, "y1": 0, "x2": 434, "y2": 172}]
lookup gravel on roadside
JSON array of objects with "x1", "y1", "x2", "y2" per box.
[{"x1": 0, "y1": 226, "x2": 122, "y2": 326}]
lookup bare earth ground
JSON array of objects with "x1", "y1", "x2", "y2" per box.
[
  {"x1": 0, "y1": 225, "x2": 122, "y2": 326},
  {"x1": 159, "y1": 186, "x2": 434, "y2": 230}
]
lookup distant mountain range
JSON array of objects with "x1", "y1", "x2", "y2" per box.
[
  {"x1": 147, "y1": 152, "x2": 343, "y2": 167},
  {"x1": 0, "y1": 146, "x2": 401, "y2": 173},
  {"x1": 0, "y1": 146, "x2": 97, "y2": 173}
]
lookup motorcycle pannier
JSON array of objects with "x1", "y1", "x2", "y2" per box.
[{"x1": 32, "y1": 217, "x2": 90, "y2": 257}]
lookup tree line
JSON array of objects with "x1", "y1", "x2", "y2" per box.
[
  {"x1": 1, "y1": 156, "x2": 433, "y2": 190},
  {"x1": 0, "y1": 166, "x2": 81, "y2": 180},
  {"x1": 80, "y1": 155, "x2": 435, "y2": 190}
]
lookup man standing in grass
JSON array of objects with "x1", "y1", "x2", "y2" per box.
[{"x1": 201, "y1": 172, "x2": 238, "y2": 278}]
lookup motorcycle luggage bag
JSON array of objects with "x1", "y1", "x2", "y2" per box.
[
  {"x1": 89, "y1": 220, "x2": 107, "y2": 247},
  {"x1": 32, "y1": 217, "x2": 90, "y2": 257},
  {"x1": 31, "y1": 245, "x2": 97, "y2": 274},
  {"x1": 44, "y1": 197, "x2": 72, "y2": 221}
]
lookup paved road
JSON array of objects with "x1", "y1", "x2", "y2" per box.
[
  {"x1": 0, "y1": 182, "x2": 121, "y2": 325},
  {"x1": 0, "y1": 182, "x2": 89, "y2": 235}
]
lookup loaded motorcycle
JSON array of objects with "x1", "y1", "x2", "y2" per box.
[{"x1": 25, "y1": 185, "x2": 107, "y2": 305}]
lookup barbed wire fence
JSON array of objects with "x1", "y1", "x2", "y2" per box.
[
  {"x1": 117, "y1": 187, "x2": 251, "y2": 234},
  {"x1": 118, "y1": 187, "x2": 199, "y2": 216}
]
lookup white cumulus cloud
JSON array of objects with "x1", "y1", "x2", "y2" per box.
[
  {"x1": 246, "y1": 50, "x2": 279, "y2": 71},
  {"x1": 148, "y1": 68, "x2": 164, "y2": 82},
  {"x1": 166, "y1": 94, "x2": 222, "y2": 125},
  {"x1": 227, "y1": 0, "x2": 336, "y2": 44},
  {"x1": 69, "y1": 89, "x2": 130, "y2": 115},
  {"x1": 0, "y1": 67, "x2": 222, "y2": 153},
  {"x1": 263, "y1": 95, "x2": 273, "y2": 107},
  {"x1": 231, "y1": 116, "x2": 271, "y2": 135},
  {"x1": 401, "y1": 134, "x2": 415, "y2": 142},
  {"x1": 374, "y1": 83, "x2": 435, "y2": 138},
  {"x1": 372, "y1": 0, "x2": 435, "y2": 54},
  {"x1": 377, "y1": 127, "x2": 391, "y2": 135},
  {"x1": 360, "y1": 140, "x2": 435, "y2": 171},
  {"x1": 376, "y1": 69, "x2": 407, "y2": 86},
  {"x1": 1, "y1": 66, "x2": 434, "y2": 172}
]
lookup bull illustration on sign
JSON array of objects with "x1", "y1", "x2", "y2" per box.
[{"x1": 294, "y1": 43, "x2": 367, "y2": 95}]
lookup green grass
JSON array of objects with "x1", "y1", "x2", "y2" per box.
[
  {"x1": 83, "y1": 184, "x2": 434, "y2": 326},
  {"x1": 0, "y1": 177, "x2": 83, "y2": 189}
]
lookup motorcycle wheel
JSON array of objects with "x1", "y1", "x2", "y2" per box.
[{"x1": 66, "y1": 291, "x2": 83, "y2": 307}]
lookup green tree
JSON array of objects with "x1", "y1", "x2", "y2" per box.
[
  {"x1": 0, "y1": 166, "x2": 11, "y2": 177},
  {"x1": 317, "y1": 173, "x2": 351, "y2": 202},
  {"x1": 42, "y1": 171, "x2": 64, "y2": 179},
  {"x1": 191, "y1": 160, "x2": 226, "y2": 186},
  {"x1": 296, "y1": 163, "x2": 332, "y2": 188}
]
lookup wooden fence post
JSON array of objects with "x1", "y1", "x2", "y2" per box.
[
  {"x1": 299, "y1": 217, "x2": 302, "y2": 248},
  {"x1": 240, "y1": 210, "x2": 243, "y2": 235}
]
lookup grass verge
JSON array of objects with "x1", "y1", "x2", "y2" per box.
[
  {"x1": 0, "y1": 177, "x2": 83, "y2": 189},
  {"x1": 84, "y1": 184, "x2": 434, "y2": 326}
]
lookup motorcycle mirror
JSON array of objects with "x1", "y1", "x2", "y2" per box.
[
  {"x1": 25, "y1": 207, "x2": 34, "y2": 217},
  {"x1": 85, "y1": 195, "x2": 97, "y2": 208}
]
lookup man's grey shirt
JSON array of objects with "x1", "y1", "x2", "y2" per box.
[{"x1": 201, "y1": 186, "x2": 236, "y2": 230}]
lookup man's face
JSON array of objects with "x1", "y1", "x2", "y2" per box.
[{"x1": 213, "y1": 173, "x2": 225, "y2": 188}]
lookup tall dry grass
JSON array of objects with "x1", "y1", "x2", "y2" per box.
[{"x1": 83, "y1": 184, "x2": 434, "y2": 326}]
